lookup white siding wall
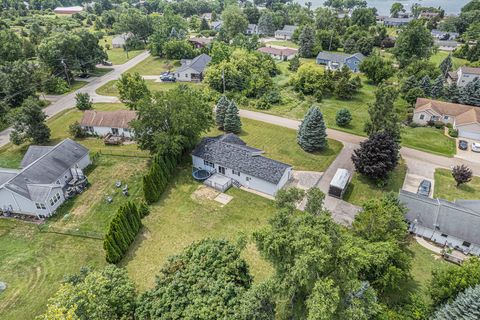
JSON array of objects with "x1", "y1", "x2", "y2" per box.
[
  {"x1": 457, "y1": 70, "x2": 479, "y2": 88},
  {"x1": 192, "y1": 155, "x2": 289, "y2": 196},
  {"x1": 176, "y1": 67, "x2": 198, "y2": 82},
  {"x1": 83, "y1": 126, "x2": 134, "y2": 138}
]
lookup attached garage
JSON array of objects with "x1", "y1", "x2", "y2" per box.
[{"x1": 456, "y1": 123, "x2": 480, "y2": 140}]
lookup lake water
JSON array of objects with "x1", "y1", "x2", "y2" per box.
[{"x1": 297, "y1": 0, "x2": 471, "y2": 15}]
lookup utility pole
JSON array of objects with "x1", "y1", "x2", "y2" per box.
[{"x1": 61, "y1": 59, "x2": 71, "y2": 86}]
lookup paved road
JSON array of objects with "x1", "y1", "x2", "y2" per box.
[{"x1": 0, "y1": 51, "x2": 149, "y2": 147}]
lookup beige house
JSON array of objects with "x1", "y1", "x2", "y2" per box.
[
  {"x1": 257, "y1": 46, "x2": 298, "y2": 61},
  {"x1": 413, "y1": 98, "x2": 480, "y2": 140}
]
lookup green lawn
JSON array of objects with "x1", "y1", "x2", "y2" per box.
[
  {"x1": 210, "y1": 118, "x2": 343, "y2": 172},
  {"x1": 0, "y1": 219, "x2": 105, "y2": 320},
  {"x1": 430, "y1": 51, "x2": 468, "y2": 70},
  {"x1": 344, "y1": 160, "x2": 407, "y2": 206},
  {"x1": 123, "y1": 167, "x2": 276, "y2": 291},
  {"x1": 126, "y1": 55, "x2": 179, "y2": 75},
  {"x1": 434, "y1": 168, "x2": 480, "y2": 201},
  {"x1": 100, "y1": 35, "x2": 143, "y2": 65},
  {"x1": 96, "y1": 79, "x2": 204, "y2": 97},
  {"x1": 401, "y1": 126, "x2": 456, "y2": 157},
  {"x1": 65, "y1": 80, "x2": 88, "y2": 93},
  {"x1": 264, "y1": 40, "x2": 299, "y2": 48}
]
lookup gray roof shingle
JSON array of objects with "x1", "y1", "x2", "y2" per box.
[
  {"x1": 192, "y1": 134, "x2": 291, "y2": 184},
  {"x1": 316, "y1": 51, "x2": 365, "y2": 63},
  {"x1": 20, "y1": 146, "x2": 53, "y2": 168},
  {"x1": 176, "y1": 54, "x2": 212, "y2": 74}
]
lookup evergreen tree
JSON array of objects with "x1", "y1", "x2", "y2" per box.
[
  {"x1": 199, "y1": 18, "x2": 210, "y2": 31},
  {"x1": 215, "y1": 96, "x2": 230, "y2": 130},
  {"x1": 445, "y1": 83, "x2": 461, "y2": 103},
  {"x1": 434, "y1": 285, "x2": 480, "y2": 320},
  {"x1": 401, "y1": 76, "x2": 418, "y2": 96},
  {"x1": 439, "y1": 54, "x2": 453, "y2": 78},
  {"x1": 419, "y1": 76, "x2": 432, "y2": 97},
  {"x1": 298, "y1": 25, "x2": 316, "y2": 58},
  {"x1": 336, "y1": 108, "x2": 352, "y2": 127},
  {"x1": 223, "y1": 100, "x2": 242, "y2": 134},
  {"x1": 431, "y1": 75, "x2": 445, "y2": 99},
  {"x1": 364, "y1": 85, "x2": 401, "y2": 142},
  {"x1": 288, "y1": 55, "x2": 300, "y2": 72},
  {"x1": 297, "y1": 106, "x2": 328, "y2": 152}
]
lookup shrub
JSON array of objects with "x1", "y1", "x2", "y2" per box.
[
  {"x1": 448, "y1": 128, "x2": 458, "y2": 137},
  {"x1": 69, "y1": 121, "x2": 86, "y2": 138},
  {"x1": 44, "y1": 77, "x2": 69, "y2": 94},
  {"x1": 335, "y1": 108, "x2": 352, "y2": 127},
  {"x1": 75, "y1": 93, "x2": 92, "y2": 110},
  {"x1": 433, "y1": 121, "x2": 444, "y2": 129},
  {"x1": 255, "y1": 97, "x2": 271, "y2": 110}
]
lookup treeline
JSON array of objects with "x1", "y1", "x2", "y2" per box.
[{"x1": 103, "y1": 201, "x2": 149, "y2": 263}]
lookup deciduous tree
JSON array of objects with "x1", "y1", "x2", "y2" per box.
[
  {"x1": 394, "y1": 20, "x2": 435, "y2": 67},
  {"x1": 364, "y1": 85, "x2": 400, "y2": 142},
  {"x1": 360, "y1": 55, "x2": 395, "y2": 84},
  {"x1": 10, "y1": 97, "x2": 50, "y2": 145},
  {"x1": 452, "y1": 165, "x2": 473, "y2": 187},
  {"x1": 116, "y1": 72, "x2": 151, "y2": 110},
  {"x1": 221, "y1": 6, "x2": 248, "y2": 40},
  {"x1": 75, "y1": 93, "x2": 92, "y2": 110}
]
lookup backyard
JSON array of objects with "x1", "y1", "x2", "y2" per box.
[{"x1": 434, "y1": 168, "x2": 480, "y2": 201}]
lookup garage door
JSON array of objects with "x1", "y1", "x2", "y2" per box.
[{"x1": 458, "y1": 130, "x2": 480, "y2": 140}]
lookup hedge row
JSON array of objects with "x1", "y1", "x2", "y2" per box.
[
  {"x1": 142, "y1": 150, "x2": 181, "y2": 204},
  {"x1": 104, "y1": 201, "x2": 148, "y2": 264}
]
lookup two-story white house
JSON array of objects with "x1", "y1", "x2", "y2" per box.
[
  {"x1": 447, "y1": 67, "x2": 480, "y2": 88},
  {"x1": 0, "y1": 139, "x2": 90, "y2": 219},
  {"x1": 80, "y1": 110, "x2": 136, "y2": 138},
  {"x1": 192, "y1": 134, "x2": 292, "y2": 196}
]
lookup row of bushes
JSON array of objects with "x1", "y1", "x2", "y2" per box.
[
  {"x1": 104, "y1": 201, "x2": 150, "y2": 263},
  {"x1": 143, "y1": 150, "x2": 182, "y2": 204}
]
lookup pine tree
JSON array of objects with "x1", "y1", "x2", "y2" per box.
[
  {"x1": 434, "y1": 285, "x2": 480, "y2": 320},
  {"x1": 445, "y1": 83, "x2": 461, "y2": 103},
  {"x1": 297, "y1": 106, "x2": 328, "y2": 152},
  {"x1": 431, "y1": 75, "x2": 445, "y2": 99},
  {"x1": 215, "y1": 96, "x2": 230, "y2": 130},
  {"x1": 439, "y1": 54, "x2": 453, "y2": 78},
  {"x1": 420, "y1": 76, "x2": 432, "y2": 97},
  {"x1": 200, "y1": 18, "x2": 210, "y2": 31},
  {"x1": 223, "y1": 100, "x2": 242, "y2": 134},
  {"x1": 364, "y1": 85, "x2": 401, "y2": 142},
  {"x1": 298, "y1": 25, "x2": 316, "y2": 58},
  {"x1": 401, "y1": 76, "x2": 418, "y2": 97}
]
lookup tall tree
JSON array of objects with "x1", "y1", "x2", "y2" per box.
[
  {"x1": 359, "y1": 55, "x2": 395, "y2": 84},
  {"x1": 352, "y1": 131, "x2": 399, "y2": 181},
  {"x1": 419, "y1": 76, "x2": 432, "y2": 97},
  {"x1": 0, "y1": 29, "x2": 23, "y2": 62},
  {"x1": 257, "y1": 11, "x2": 276, "y2": 36},
  {"x1": 364, "y1": 85, "x2": 401, "y2": 142},
  {"x1": 75, "y1": 93, "x2": 92, "y2": 110},
  {"x1": 390, "y1": 2, "x2": 405, "y2": 18},
  {"x1": 439, "y1": 54, "x2": 453, "y2": 78},
  {"x1": 393, "y1": 20, "x2": 435, "y2": 67},
  {"x1": 215, "y1": 95, "x2": 230, "y2": 129},
  {"x1": 297, "y1": 106, "x2": 328, "y2": 152},
  {"x1": 114, "y1": 8, "x2": 153, "y2": 43},
  {"x1": 116, "y1": 72, "x2": 151, "y2": 110},
  {"x1": 434, "y1": 285, "x2": 480, "y2": 320},
  {"x1": 0, "y1": 60, "x2": 36, "y2": 108},
  {"x1": 431, "y1": 75, "x2": 445, "y2": 99},
  {"x1": 298, "y1": 25, "x2": 316, "y2": 58},
  {"x1": 223, "y1": 100, "x2": 242, "y2": 134},
  {"x1": 221, "y1": 6, "x2": 249, "y2": 40},
  {"x1": 351, "y1": 7, "x2": 376, "y2": 28},
  {"x1": 10, "y1": 97, "x2": 50, "y2": 145}
]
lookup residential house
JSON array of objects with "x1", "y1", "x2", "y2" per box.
[
  {"x1": 175, "y1": 54, "x2": 211, "y2": 82},
  {"x1": 316, "y1": 51, "x2": 365, "y2": 72},
  {"x1": 192, "y1": 134, "x2": 292, "y2": 196},
  {"x1": 188, "y1": 37, "x2": 213, "y2": 49},
  {"x1": 112, "y1": 33, "x2": 132, "y2": 48},
  {"x1": 246, "y1": 24, "x2": 258, "y2": 35},
  {"x1": 274, "y1": 25, "x2": 297, "y2": 40},
  {"x1": 399, "y1": 190, "x2": 480, "y2": 256},
  {"x1": 431, "y1": 29, "x2": 459, "y2": 40},
  {"x1": 413, "y1": 98, "x2": 480, "y2": 140},
  {"x1": 210, "y1": 21, "x2": 223, "y2": 31},
  {"x1": 435, "y1": 40, "x2": 460, "y2": 52},
  {"x1": 53, "y1": 6, "x2": 83, "y2": 14},
  {"x1": 0, "y1": 139, "x2": 90, "y2": 219},
  {"x1": 383, "y1": 17, "x2": 413, "y2": 27},
  {"x1": 447, "y1": 67, "x2": 480, "y2": 88},
  {"x1": 201, "y1": 12, "x2": 213, "y2": 21},
  {"x1": 80, "y1": 110, "x2": 136, "y2": 138},
  {"x1": 257, "y1": 46, "x2": 298, "y2": 61}
]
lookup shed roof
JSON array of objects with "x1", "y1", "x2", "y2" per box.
[
  {"x1": 192, "y1": 134, "x2": 291, "y2": 184},
  {"x1": 80, "y1": 110, "x2": 137, "y2": 129},
  {"x1": 330, "y1": 169, "x2": 351, "y2": 189}
]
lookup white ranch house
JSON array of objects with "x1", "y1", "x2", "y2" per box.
[
  {"x1": 175, "y1": 54, "x2": 211, "y2": 82},
  {"x1": 80, "y1": 110, "x2": 136, "y2": 138},
  {"x1": 0, "y1": 139, "x2": 90, "y2": 219},
  {"x1": 192, "y1": 134, "x2": 292, "y2": 196}
]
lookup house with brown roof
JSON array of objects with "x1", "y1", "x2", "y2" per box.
[
  {"x1": 257, "y1": 46, "x2": 298, "y2": 61},
  {"x1": 188, "y1": 37, "x2": 213, "y2": 49},
  {"x1": 80, "y1": 110, "x2": 137, "y2": 138},
  {"x1": 447, "y1": 67, "x2": 480, "y2": 88},
  {"x1": 413, "y1": 98, "x2": 480, "y2": 140}
]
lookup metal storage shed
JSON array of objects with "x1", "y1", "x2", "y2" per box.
[{"x1": 328, "y1": 169, "x2": 351, "y2": 199}]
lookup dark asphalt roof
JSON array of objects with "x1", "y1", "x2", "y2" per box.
[
  {"x1": 5, "y1": 139, "x2": 89, "y2": 200},
  {"x1": 20, "y1": 146, "x2": 53, "y2": 168},
  {"x1": 316, "y1": 51, "x2": 365, "y2": 63},
  {"x1": 176, "y1": 54, "x2": 211, "y2": 74},
  {"x1": 192, "y1": 134, "x2": 291, "y2": 184}
]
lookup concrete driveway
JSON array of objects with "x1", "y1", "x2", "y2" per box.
[
  {"x1": 455, "y1": 137, "x2": 480, "y2": 162},
  {"x1": 402, "y1": 158, "x2": 436, "y2": 197}
]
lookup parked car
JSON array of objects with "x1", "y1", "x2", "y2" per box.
[
  {"x1": 472, "y1": 142, "x2": 480, "y2": 153},
  {"x1": 102, "y1": 61, "x2": 113, "y2": 66},
  {"x1": 417, "y1": 180, "x2": 431, "y2": 197},
  {"x1": 160, "y1": 72, "x2": 176, "y2": 82},
  {"x1": 459, "y1": 140, "x2": 468, "y2": 150}
]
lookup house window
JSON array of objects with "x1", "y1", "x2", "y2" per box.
[
  {"x1": 419, "y1": 114, "x2": 425, "y2": 120},
  {"x1": 35, "y1": 203, "x2": 46, "y2": 210},
  {"x1": 444, "y1": 116, "x2": 449, "y2": 120},
  {"x1": 185, "y1": 74, "x2": 188, "y2": 78},
  {"x1": 50, "y1": 192, "x2": 61, "y2": 206},
  {"x1": 246, "y1": 177, "x2": 251, "y2": 181},
  {"x1": 232, "y1": 169, "x2": 240, "y2": 176},
  {"x1": 441, "y1": 233, "x2": 448, "y2": 238},
  {"x1": 462, "y1": 241, "x2": 471, "y2": 247},
  {"x1": 204, "y1": 160, "x2": 214, "y2": 168}
]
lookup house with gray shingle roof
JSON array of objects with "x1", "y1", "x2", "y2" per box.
[
  {"x1": 192, "y1": 134, "x2": 292, "y2": 196},
  {"x1": 274, "y1": 25, "x2": 297, "y2": 40},
  {"x1": 0, "y1": 139, "x2": 90, "y2": 219},
  {"x1": 316, "y1": 51, "x2": 365, "y2": 72},
  {"x1": 399, "y1": 190, "x2": 480, "y2": 255},
  {"x1": 175, "y1": 54, "x2": 211, "y2": 82}
]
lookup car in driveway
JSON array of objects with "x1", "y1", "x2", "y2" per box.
[
  {"x1": 472, "y1": 142, "x2": 480, "y2": 153},
  {"x1": 417, "y1": 180, "x2": 431, "y2": 197},
  {"x1": 160, "y1": 72, "x2": 176, "y2": 82},
  {"x1": 459, "y1": 140, "x2": 468, "y2": 151}
]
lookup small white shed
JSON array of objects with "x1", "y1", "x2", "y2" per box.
[{"x1": 328, "y1": 169, "x2": 351, "y2": 199}]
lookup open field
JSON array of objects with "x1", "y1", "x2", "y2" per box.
[
  {"x1": 434, "y1": 168, "x2": 480, "y2": 201},
  {"x1": 100, "y1": 35, "x2": 144, "y2": 65},
  {"x1": 344, "y1": 160, "x2": 407, "y2": 206},
  {"x1": 264, "y1": 40, "x2": 299, "y2": 48},
  {"x1": 126, "y1": 56, "x2": 180, "y2": 75}
]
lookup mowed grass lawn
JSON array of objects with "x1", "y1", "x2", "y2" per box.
[
  {"x1": 100, "y1": 35, "x2": 144, "y2": 65},
  {"x1": 0, "y1": 219, "x2": 105, "y2": 320},
  {"x1": 96, "y1": 79, "x2": 204, "y2": 97},
  {"x1": 401, "y1": 126, "x2": 456, "y2": 157},
  {"x1": 126, "y1": 55, "x2": 180, "y2": 75},
  {"x1": 210, "y1": 118, "x2": 343, "y2": 172},
  {"x1": 434, "y1": 168, "x2": 480, "y2": 201},
  {"x1": 344, "y1": 160, "x2": 407, "y2": 206},
  {"x1": 430, "y1": 51, "x2": 468, "y2": 70}
]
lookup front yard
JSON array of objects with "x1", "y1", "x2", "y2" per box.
[
  {"x1": 434, "y1": 168, "x2": 480, "y2": 201},
  {"x1": 96, "y1": 79, "x2": 204, "y2": 97},
  {"x1": 126, "y1": 55, "x2": 179, "y2": 75},
  {"x1": 401, "y1": 126, "x2": 456, "y2": 157}
]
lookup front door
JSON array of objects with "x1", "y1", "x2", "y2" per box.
[{"x1": 219, "y1": 166, "x2": 225, "y2": 175}]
